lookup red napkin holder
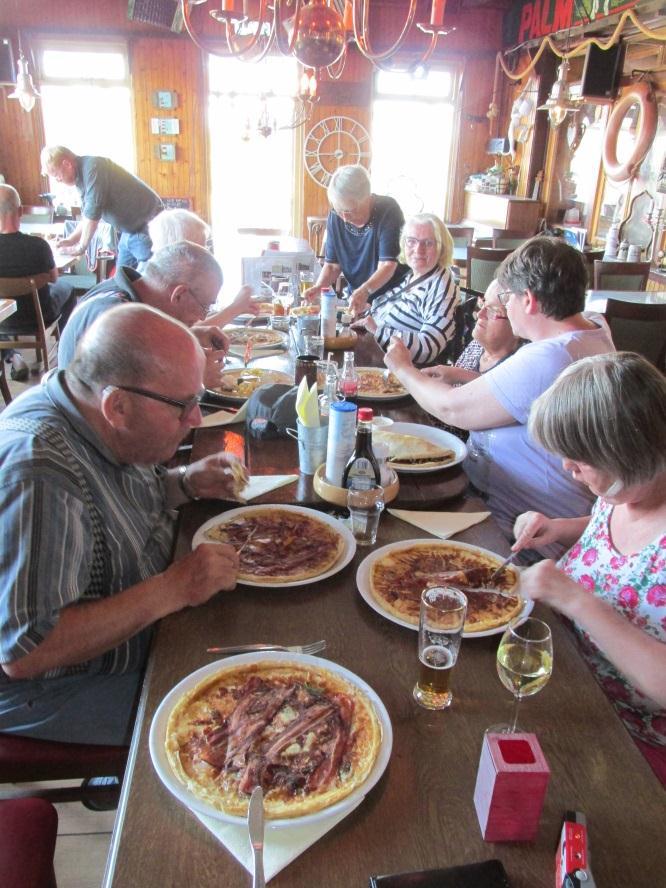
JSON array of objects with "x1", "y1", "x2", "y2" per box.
[{"x1": 473, "y1": 732, "x2": 550, "y2": 842}]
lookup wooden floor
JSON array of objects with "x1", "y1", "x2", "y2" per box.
[{"x1": 3, "y1": 342, "x2": 114, "y2": 887}]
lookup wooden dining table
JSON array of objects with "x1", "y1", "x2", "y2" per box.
[{"x1": 103, "y1": 333, "x2": 665, "y2": 888}]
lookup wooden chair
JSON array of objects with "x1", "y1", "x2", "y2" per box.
[
  {"x1": 0, "y1": 358, "x2": 11, "y2": 406},
  {"x1": 0, "y1": 275, "x2": 61, "y2": 373},
  {"x1": 593, "y1": 260, "x2": 651, "y2": 291},
  {"x1": 466, "y1": 246, "x2": 513, "y2": 297},
  {"x1": 604, "y1": 298, "x2": 666, "y2": 371},
  {"x1": 0, "y1": 733, "x2": 127, "y2": 807},
  {"x1": 583, "y1": 249, "x2": 605, "y2": 288},
  {"x1": 441, "y1": 291, "x2": 480, "y2": 364},
  {"x1": 447, "y1": 225, "x2": 474, "y2": 248},
  {"x1": 491, "y1": 228, "x2": 533, "y2": 249}
]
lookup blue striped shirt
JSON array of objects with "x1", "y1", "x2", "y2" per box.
[
  {"x1": 0, "y1": 372, "x2": 175, "y2": 690},
  {"x1": 372, "y1": 266, "x2": 459, "y2": 365}
]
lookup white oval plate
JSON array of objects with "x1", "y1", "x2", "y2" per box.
[
  {"x1": 376, "y1": 422, "x2": 468, "y2": 474},
  {"x1": 149, "y1": 651, "x2": 393, "y2": 828},
  {"x1": 192, "y1": 504, "x2": 356, "y2": 588},
  {"x1": 355, "y1": 367, "x2": 409, "y2": 401},
  {"x1": 355, "y1": 538, "x2": 530, "y2": 638}
]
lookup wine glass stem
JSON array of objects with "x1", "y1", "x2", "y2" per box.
[{"x1": 510, "y1": 695, "x2": 521, "y2": 733}]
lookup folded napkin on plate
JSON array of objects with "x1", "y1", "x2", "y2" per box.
[
  {"x1": 369, "y1": 858, "x2": 511, "y2": 888},
  {"x1": 387, "y1": 509, "x2": 490, "y2": 539},
  {"x1": 238, "y1": 474, "x2": 298, "y2": 501},
  {"x1": 200, "y1": 400, "x2": 249, "y2": 427},
  {"x1": 194, "y1": 796, "x2": 363, "y2": 882}
]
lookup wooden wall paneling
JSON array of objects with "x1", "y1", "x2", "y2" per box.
[{"x1": 0, "y1": 84, "x2": 45, "y2": 205}]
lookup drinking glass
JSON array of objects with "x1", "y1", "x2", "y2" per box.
[
  {"x1": 413, "y1": 586, "x2": 467, "y2": 710},
  {"x1": 299, "y1": 270, "x2": 315, "y2": 299},
  {"x1": 277, "y1": 281, "x2": 294, "y2": 313},
  {"x1": 492, "y1": 617, "x2": 553, "y2": 733},
  {"x1": 304, "y1": 334, "x2": 325, "y2": 359},
  {"x1": 346, "y1": 481, "x2": 384, "y2": 546}
]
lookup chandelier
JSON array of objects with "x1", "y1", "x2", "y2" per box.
[{"x1": 181, "y1": 1, "x2": 454, "y2": 76}]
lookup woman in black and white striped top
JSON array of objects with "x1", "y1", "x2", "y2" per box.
[{"x1": 351, "y1": 214, "x2": 459, "y2": 366}]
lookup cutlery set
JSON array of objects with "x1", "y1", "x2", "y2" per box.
[{"x1": 206, "y1": 640, "x2": 327, "y2": 656}]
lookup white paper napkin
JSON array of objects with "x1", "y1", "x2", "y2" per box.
[
  {"x1": 200, "y1": 400, "x2": 249, "y2": 427},
  {"x1": 238, "y1": 474, "x2": 299, "y2": 501},
  {"x1": 193, "y1": 796, "x2": 363, "y2": 882},
  {"x1": 387, "y1": 509, "x2": 491, "y2": 539}
]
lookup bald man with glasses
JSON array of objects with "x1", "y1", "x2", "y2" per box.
[{"x1": 0, "y1": 304, "x2": 243, "y2": 745}]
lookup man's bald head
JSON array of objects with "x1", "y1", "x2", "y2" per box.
[
  {"x1": 69, "y1": 302, "x2": 202, "y2": 392},
  {"x1": 0, "y1": 184, "x2": 21, "y2": 218}
]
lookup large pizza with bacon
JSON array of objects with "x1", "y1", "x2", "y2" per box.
[
  {"x1": 226, "y1": 327, "x2": 285, "y2": 348},
  {"x1": 356, "y1": 368, "x2": 407, "y2": 399},
  {"x1": 203, "y1": 508, "x2": 345, "y2": 583},
  {"x1": 369, "y1": 542, "x2": 522, "y2": 633},
  {"x1": 165, "y1": 660, "x2": 383, "y2": 818}
]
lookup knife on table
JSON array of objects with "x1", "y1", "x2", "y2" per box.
[{"x1": 248, "y1": 785, "x2": 265, "y2": 888}]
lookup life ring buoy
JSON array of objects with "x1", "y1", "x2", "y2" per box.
[{"x1": 602, "y1": 82, "x2": 658, "y2": 183}]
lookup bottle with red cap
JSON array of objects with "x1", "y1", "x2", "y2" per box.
[{"x1": 342, "y1": 407, "x2": 381, "y2": 489}]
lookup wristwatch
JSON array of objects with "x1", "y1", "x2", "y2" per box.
[{"x1": 177, "y1": 464, "x2": 200, "y2": 501}]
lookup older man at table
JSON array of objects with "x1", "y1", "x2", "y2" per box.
[
  {"x1": 41, "y1": 146, "x2": 163, "y2": 269},
  {"x1": 384, "y1": 236, "x2": 615, "y2": 559},
  {"x1": 58, "y1": 241, "x2": 232, "y2": 388},
  {"x1": 303, "y1": 164, "x2": 408, "y2": 308},
  {"x1": 0, "y1": 184, "x2": 77, "y2": 380},
  {"x1": 0, "y1": 304, "x2": 241, "y2": 745}
]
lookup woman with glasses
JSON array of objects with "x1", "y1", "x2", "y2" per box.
[
  {"x1": 512, "y1": 352, "x2": 666, "y2": 785},
  {"x1": 351, "y1": 214, "x2": 459, "y2": 366},
  {"x1": 303, "y1": 165, "x2": 408, "y2": 307}
]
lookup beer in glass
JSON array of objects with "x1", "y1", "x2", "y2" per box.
[{"x1": 414, "y1": 586, "x2": 467, "y2": 710}]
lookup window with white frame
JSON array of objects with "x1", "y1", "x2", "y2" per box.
[
  {"x1": 371, "y1": 68, "x2": 460, "y2": 220},
  {"x1": 34, "y1": 39, "x2": 134, "y2": 206}
]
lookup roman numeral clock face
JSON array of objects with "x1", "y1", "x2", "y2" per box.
[{"x1": 304, "y1": 116, "x2": 372, "y2": 187}]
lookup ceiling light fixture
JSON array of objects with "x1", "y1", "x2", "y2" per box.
[
  {"x1": 537, "y1": 59, "x2": 580, "y2": 127},
  {"x1": 181, "y1": 0, "x2": 455, "y2": 77},
  {"x1": 8, "y1": 48, "x2": 40, "y2": 113}
]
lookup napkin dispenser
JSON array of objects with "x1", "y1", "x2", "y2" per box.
[{"x1": 473, "y1": 732, "x2": 550, "y2": 842}]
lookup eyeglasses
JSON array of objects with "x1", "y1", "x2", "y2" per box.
[
  {"x1": 477, "y1": 304, "x2": 509, "y2": 321},
  {"x1": 404, "y1": 236, "x2": 437, "y2": 250},
  {"x1": 186, "y1": 286, "x2": 214, "y2": 318},
  {"x1": 104, "y1": 384, "x2": 205, "y2": 421},
  {"x1": 496, "y1": 290, "x2": 513, "y2": 307}
]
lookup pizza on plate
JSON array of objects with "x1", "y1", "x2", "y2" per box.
[
  {"x1": 289, "y1": 304, "x2": 320, "y2": 317},
  {"x1": 369, "y1": 542, "x2": 522, "y2": 632},
  {"x1": 373, "y1": 429, "x2": 456, "y2": 468},
  {"x1": 356, "y1": 368, "x2": 407, "y2": 398},
  {"x1": 165, "y1": 660, "x2": 383, "y2": 818},
  {"x1": 211, "y1": 368, "x2": 293, "y2": 399},
  {"x1": 204, "y1": 508, "x2": 345, "y2": 583},
  {"x1": 226, "y1": 328, "x2": 285, "y2": 348}
]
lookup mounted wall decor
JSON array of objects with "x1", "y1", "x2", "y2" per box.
[
  {"x1": 304, "y1": 116, "x2": 371, "y2": 188},
  {"x1": 602, "y1": 82, "x2": 658, "y2": 182}
]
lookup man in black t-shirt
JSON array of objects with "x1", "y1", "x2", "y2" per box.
[{"x1": 0, "y1": 184, "x2": 77, "y2": 379}]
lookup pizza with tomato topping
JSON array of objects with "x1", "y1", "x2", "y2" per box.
[
  {"x1": 369, "y1": 542, "x2": 522, "y2": 632},
  {"x1": 356, "y1": 368, "x2": 407, "y2": 398},
  {"x1": 226, "y1": 327, "x2": 286, "y2": 348},
  {"x1": 204, "y1": 508, "x2": 345, "y2": 583},
  {"x1": 165, "y1": 661, "x2": 383, "y2": 818}
]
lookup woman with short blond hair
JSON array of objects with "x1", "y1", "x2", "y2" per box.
[
  {"x1": 351, "y1": 214, "x2": 459, "y2": 365},
  {"x1": 513, "y1": 351, "x2": 666, "y2": 785}
]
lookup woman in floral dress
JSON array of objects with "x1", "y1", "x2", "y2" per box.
[{"x1": 511, "y1": 352, "x2": 666, "y2": 785}]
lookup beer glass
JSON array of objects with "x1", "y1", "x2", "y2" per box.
[
  {"x1": 413, "y1": 586, "x2": 467, "y2": 710},
  {"x1": 492, "y1": 617, "x2": 553, "y2": 733}
]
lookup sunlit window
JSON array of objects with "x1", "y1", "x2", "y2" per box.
[
  {"x1": 371, "y1": 68, "x2": 459, "y2": 219},
  {"x1": 208, "y1": 55, "x2": 298, "y2": 294},
  {"x1": 34, "y1": 40, "x2": 134, "y2": 206}
]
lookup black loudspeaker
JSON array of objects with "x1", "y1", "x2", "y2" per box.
[
  {"x1": 580, "y1": 41, "x2": 625, "y2": 100},
  {"x1": 0, "y1": 38, "x2": 16, "y2": 86}
]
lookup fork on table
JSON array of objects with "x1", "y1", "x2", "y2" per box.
[{"x1": 206, "y1": 640, "x2": 326, "y2": 656}]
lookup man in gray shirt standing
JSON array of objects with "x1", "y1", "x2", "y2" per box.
[{"x1": 41, "y1": 146, "x2": 163, "y2": 268}]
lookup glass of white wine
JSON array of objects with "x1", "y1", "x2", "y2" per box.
[{"x1": 493, "y1": 617, "x2": 553, "y2": 734}]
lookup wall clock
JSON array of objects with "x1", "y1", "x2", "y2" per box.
[{"x1": 304, "y1": 116, "x2": 372, "y2": 188}]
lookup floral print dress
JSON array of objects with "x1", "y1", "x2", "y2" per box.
[{"x1": 558, "y1": 498, "x2": 666, "y2": 749}]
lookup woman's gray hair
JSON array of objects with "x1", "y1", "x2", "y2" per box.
[
  {"x1": 401, "y1": 214, "x2": 453, "y2": 269},
  {"x1": 148, "y1": 209, "x2": 210, "y2": 252},
  {"x1": 69, "y1": 303, "x2": 194, "y2": 390},
  {"x1": 327, "y1": 164, "x2": 371, "y2": 207},
  {"x1": 528, "y1": 351, "x2": 666, "y2": 487}
]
